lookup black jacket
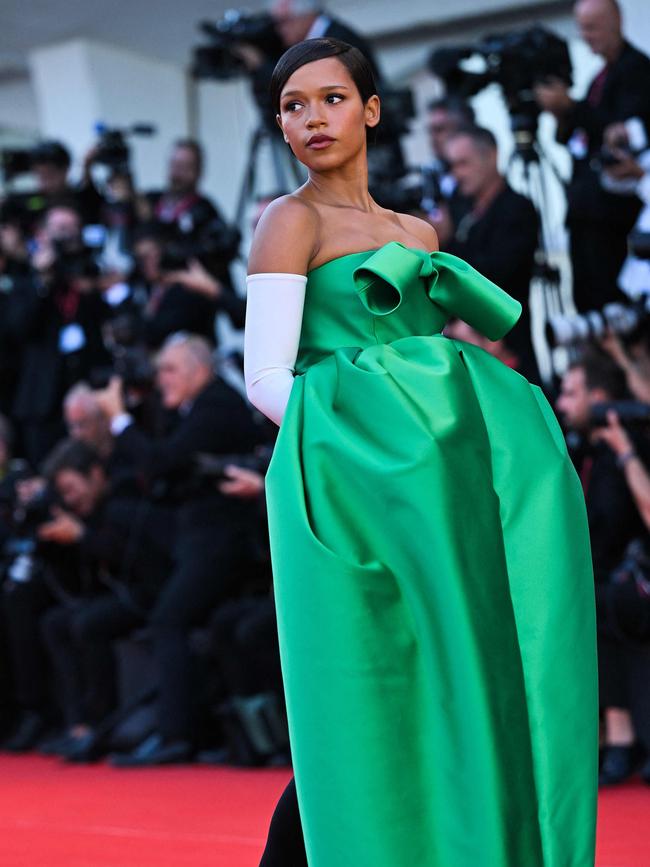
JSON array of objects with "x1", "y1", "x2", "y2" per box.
[
  {"x1": 446, "y1": 184, "x2": 539, "y2": 379},
  {"x1": 8, "y1": 276, "x2": 110, "y2": 422},
  {"x1": 115, "y1": 377, "x2": 261, "y2": 530},
  {"x1": 558, "y1": 40, "x2": 650, "y2": 227}
]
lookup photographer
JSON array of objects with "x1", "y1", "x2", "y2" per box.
[
  {"x1": 139, "y1": 139, "x2": 243, "y2": 324},
  {"x1": 601, "y1": 116, "x2": 650, "y2": 302},
  {"x1": 588, "y1": 408, "x2": 650, "y2": 787},
  {"x1": 8, "y1": 203, "x2": 110, "y2": 466},
  {"x1": 95, "y1": 332, "x2": 262, "y2": 765},
  {"x1": 5, "y1": 141, "x2": 103, "y2": 237},
  {"x1": 130, "y1": 223, "x2": 224, "y2": 348},
  {"x1": 441, "y1": 127, "x2": 541, "y2": 383},
  {"x1": 34, "y1": 439, "x2": 172, "y2": 761},
  {"x1": 556, "y1": 346, "x2": 647, "y2": 580},
  {"x1": 421, "y1": 97, "x2": 474, "y2": 231},
  {"x1": 534, "y1": 0, "x2": 650, "y2": 312}
]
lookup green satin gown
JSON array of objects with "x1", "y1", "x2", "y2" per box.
[{"x1": 264, "y1": 242, "x2": 598, "y2": 866}]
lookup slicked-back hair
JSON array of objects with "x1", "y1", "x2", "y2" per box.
[{"x1": 270, "y1": 37, "x2": 377, "y2": 116}]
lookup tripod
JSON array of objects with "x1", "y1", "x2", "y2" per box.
[
  {"x1": 507, "y1": 137, "x2": 570, "y2": 383},
  {"x1": 234, "y1": 123, "x2": 306, "y2": 228}
]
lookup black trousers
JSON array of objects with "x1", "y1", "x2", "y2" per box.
[
  {"x1": 210, "y1": 597, "x2": 282, "y2": 697},
  {"x1": 2, "y1": 576, "x2": 54, "y2": 712},
  {"x1": 40, "y1": 594, "x2": 144, "y2": 728},
  {"x1": 596, "y1": 580, "x2": 650, "y2": 752},
  {"x1": 149, "y1": 522, "x2": 247, "y2": 742},
  {"x1": 569, "y1": 219, "x2": 630, "y2": 314},
  {"x1": 259, "y1": 777, "x2": 307, "y2": 867}
]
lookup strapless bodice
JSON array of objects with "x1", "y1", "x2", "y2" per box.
[{"x1": 295, "y1": 242, "x2": 522, "y2": 374}]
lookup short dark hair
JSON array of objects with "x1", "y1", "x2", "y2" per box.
[
  {"x1": 31, "y1": 140, "x2": 71, "y2": 170},
  {"x1": 427, "y1": 96, "x2": 476, "y2": 127},
  {"x1": 569, "y1": 346, "x2": 629, "y2": 399},
  {"x1": 42, "y1": 439, "x2": 104, "y2": 482},
  {"x1": 450, "y1": 125, "x2": 497, "y2": 153},
  {"x1": 270, "y1": 38, "x2": 377, "y2": 116},
  {"x1": 173, "y1": 138, "x2": 203, "y2": 174}
]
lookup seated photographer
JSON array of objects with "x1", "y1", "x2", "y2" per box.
[
  {"x1": 7, "y1": 203, "x2": 110, "y2": 466},
  {"x1": 437, "y1": 126, "x2": 541, "y2": 383},
  {"x1": 35, "y1": 439, "x2": 172, "y2": 761},
  {"x1": 589, "y1": 407, "x2": 650, "y2": 786},
  {"x1": 534, "y1": 0, "x2": 650, "y2": 312},
  {"x1": 95, "y1": 332, "x2": 262, "y2": 765}
]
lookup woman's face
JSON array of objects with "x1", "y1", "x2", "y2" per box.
[{"x1": 277, "y1": 57, "x2": 379, "y2": 171}]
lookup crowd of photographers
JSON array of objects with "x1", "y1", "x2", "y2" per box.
[
  {"x1": 0, "y1": 132, "x2": 288, "y2": 767},
  {"x1": 1, "y1": 0, "x2": 650, "y2": 784}
]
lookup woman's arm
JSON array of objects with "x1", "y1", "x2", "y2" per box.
[{"x1": 244, "y1": 196, "x2": 319, "y2": 426}]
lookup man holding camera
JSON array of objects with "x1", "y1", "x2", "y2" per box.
[
  {"x1": 96, "y1": 332, "x2": 261, "y2": 764},
  {"x1": 138, "y1": 140, "x2": 245, "y2": 332},
  {"x1": 535, "y1": 0, "x2": 650, "y2": 313},
  {"x1": 439, "y1": 126, "x2": 541, "y2": 383},
  {"x1": 8, "y1": 203, "x2": 110, "y2": 466}
]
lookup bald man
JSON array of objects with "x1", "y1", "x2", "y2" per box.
[{"x1": 535, "y1": 0, "x2": 650, "y2": 312}]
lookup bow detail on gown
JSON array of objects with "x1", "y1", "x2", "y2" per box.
[{"x1": 353, "y1": 241, "x2": 522, "y2": 341}]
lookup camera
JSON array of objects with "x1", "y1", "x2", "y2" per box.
[
  {"x1": 91, "y1": 123, "x2": 156, "y2": 175},
  {"x1": 589, "y1": 400, "x2": 650, "y2": 428},
  {"x1": 429, "y1": 26, "x2": 572, "y2": 156},
  {"x1": 192, "y1": 449, "x2": 271, "y2": 481},
  {"x1": 192, "y1": 11, "x2": 284, "y2": 82},
  {"x1": 52, "y1": 240, "x2": 101, "y2": 282},
  {"x1": 546, "y1": 297, "x2": 650, "y2": 348},
  {"x1": 159, "y1": 217, "x2": 241, "y2": 273},
  {"x1": 0, "y1": 465, "x2": 55, "y2": 584},
  {"x1": 89, "y1": 346, "x2": 156, "y2": 392}
]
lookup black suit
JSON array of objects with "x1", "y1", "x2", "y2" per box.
[
  {"x1": 557, "y1": 41, "x2": 650, "y2": 311},
  {"x1": 447, "y1": 184, "x2": 541, "y2": 383},
  {"x1": 116, "y1": 377, "x2": 262, "y2": 741},
  {"x1": 8, "y1": 276, "x2": 110, "y2": 466}
]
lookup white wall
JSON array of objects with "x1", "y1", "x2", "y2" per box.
[{"x1": 28, "y1": 39, "x2": 188, "y2": 189}]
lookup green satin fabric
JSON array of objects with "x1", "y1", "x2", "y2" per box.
[{"x1": 265, "y1": 242, "x2": 598, "y2": 866}]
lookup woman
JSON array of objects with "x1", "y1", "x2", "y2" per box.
[{"x1": 245, "y1": 38, "x2": 598, "y2": 866}]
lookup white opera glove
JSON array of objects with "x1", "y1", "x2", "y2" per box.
[{"x1": 244, "y1": 272, "x2": 307, "y2": 426}]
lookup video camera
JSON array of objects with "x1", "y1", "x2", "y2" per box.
[
  {"x1": 429, "y1": 25, "x2": 572, "y2": 157},
  {"x1": 192, "y1": 11, "x2": 284, "y2": 82},
  {"x1": 91, "y1": 123, "x2": 156, "y2": 175}
]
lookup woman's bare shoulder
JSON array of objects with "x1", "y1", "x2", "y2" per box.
[
  {"x1": 395, "y1": 211, "x2": 439, "y2": 253},
  {"x1": 248, "y1": 194, "x2": 321, "y2": 275}
]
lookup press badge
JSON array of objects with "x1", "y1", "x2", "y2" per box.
[
  {"x1": 568, "y1": 129, "x2": 589, "y2": 160},
  {"x1": 59, "y1": 323, "x2": 86, "y2": 354}
]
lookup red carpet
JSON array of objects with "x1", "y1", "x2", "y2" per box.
[{"x1": 0, "y1": 756, "x2": 647, "y2": 866}]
